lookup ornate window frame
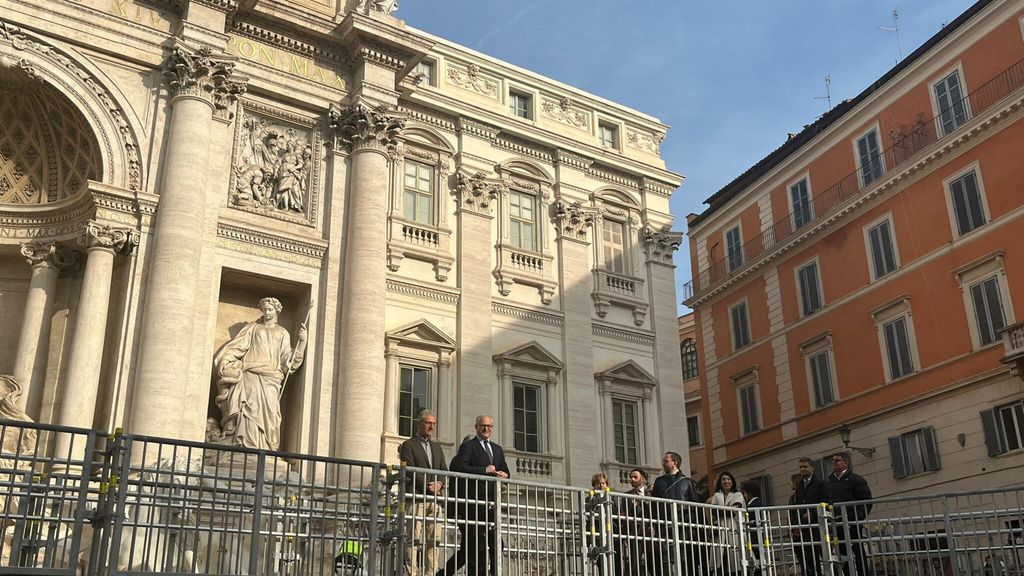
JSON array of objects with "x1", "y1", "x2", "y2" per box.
[
  {"x1": 732, "y1": 366, "x2": 761, "y2": 436},
  {"x1": 494, "y1": 342, "x2": 565, "y2": 478},
  {"x1": 596, "y1": 360, "x2": 658, "y2": 469},
  {"x1": 870, "y1": 295, "x2": 919, "y2": 382},
  {"x1": 953, "y1": 250, "x2": 1014, "y2": 350},
  {"x1": 494, "y1": 160, "x2": 557, "y2": 303},
  {"x1": 388, "y1": 126, "x2": 455, "y2": 281},
  {"x1": 383, "y1": 320, "x2": 456, "y2": 445},
  {"x1": 799, "y1": 331, "x2": 838, "y2": 410},
  {"x1": 591, "y1": 189, "x2": 648, "y2": 325}
]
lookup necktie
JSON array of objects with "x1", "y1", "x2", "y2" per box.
[
  {"x1": 484, "y1": 440, "x2": 494, "y2": 463},
  {"x1": 423, "y1": 439, "x2": 432, "y2": 468}
]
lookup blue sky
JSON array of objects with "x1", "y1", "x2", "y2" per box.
[{"x1": 397, "y1": 0, "x2": 976, "y2": 313}]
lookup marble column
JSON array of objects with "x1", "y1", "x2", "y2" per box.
[
  {"x1": 13, "y1": 242, "x2": 74, "y2": 415},
  {"x1": 642, "y1": 225, "x2": 687, "y2": 472},
  {"x1": 57, "y1": 222, "x2": 136, "y2": 457},
  {"x1": 553, "y1": 199, "x2": 598, "y2": 482},
  {"x1": 330, "y1": 103, "x2": 404, "y2": 462},
  {"x1": 130, "y1": 44, "x2": 245, "y2": 440},
  {"x1": 383, "y1": 341, "x2": 400, "y2": 436}
]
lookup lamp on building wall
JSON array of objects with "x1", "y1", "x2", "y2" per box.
[{"x1": 838, "y1": 423, "x2": 876, "y2": 458}]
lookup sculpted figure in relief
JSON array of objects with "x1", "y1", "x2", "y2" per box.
[
  {"x1": 213, "y1": 298, "x2": 306, "y2": 450},
  {"x1": 234, "y1": 116, "x2": 312, "y2": 215}
]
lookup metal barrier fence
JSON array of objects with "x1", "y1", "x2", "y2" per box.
[{"x1": 1, "y1": 419, "x2": 1023, "y2": 575}]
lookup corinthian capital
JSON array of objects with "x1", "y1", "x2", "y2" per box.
[
  {"x1": 453, "y1": 170, "x2": 503, "y2": 216},
  {"x1": 20, "y1": 241, "x2": 79, "y2": 270},
  {"x1": 163, "y1": 44, "x2": 247, "y2": 109},
  {"x1": 552, "y1": 199, "x2": 597, "y2": 241},
  {"x1": 642, "y1": 225, "x2": 683, "y2": 264},
  {"x1": 78, "y1": 222, "x2": 139, "y2": 254},
  {"x1": 327, "y1": 103, "x2": 405, "y2": 153}
]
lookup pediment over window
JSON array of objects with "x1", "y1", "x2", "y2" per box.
[
  {"x1": 595, "y1": 360, "x2": 657, "y2": 387},
  {"x1": 496, "y1": 158, "x2": 553, "y2": 185},
  {"x1": 403, "y1": 125, "x2": 455, "y2": 154},
  {"x1": 385, "y1": 319, "x2": 456, "y2": 351},
  {"x1": 493, "y1": 341, "x2": 563, "y2": 371}
]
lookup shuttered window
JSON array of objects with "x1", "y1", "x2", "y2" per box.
[
  {"x1": 883, "y1": 316, "x2": 914, "y2": 380},
  {"x1": 970, "y1": 277, "x2": 1006, "y2": 347},
  {"x1": 948, "y1": 170, "x2": 986, "y2": 236},
  {"x1": 981, "y1": 401, "x2": 1024, "y2": 457},
  {"x1": 809, "y1": 350, "x2": 836, "y2": 409},
  {"x1": 739, "y1": 383, "x2": 760, "y2": 435},
  {"x1": 726, "y1": 225, "x2": 744, "y2": 271},
  {"x1": 730, "y1": 301, "x2": 751, "y2": 350},
  {"x1": 889, "y1": 427, "x2": 941, "y2": 478},
  {"x1": 790, "y1": 178, "x2": 813, "y2": 229},
  {"x1": 935, "y1": 71, "x2": 968, "y2": 136},
  {"x1": 867, "y1": 219, "x2": 898, "y2": 279},
  {"x1": 857, "y1": 129, "x2": 883, "y2": 187},
  {"x1": 797, "y1": 261, "x2": 823, "y2": 316}
]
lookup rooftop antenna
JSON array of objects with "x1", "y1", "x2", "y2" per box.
[
  {"x1": 880, "y1": 8, "x2": 903, "y2": 63},
  {"x1": 815, "y1": 74, "x2": 832, "y2": 112}
]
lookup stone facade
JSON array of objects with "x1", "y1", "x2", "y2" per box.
[{"x1": 0, "y1": 0, "x2": 684, "y2": 487}]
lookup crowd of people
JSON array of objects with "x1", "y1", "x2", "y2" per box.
[{"x1": 396, "y1": 409, "x2": 875, "y2": 576}]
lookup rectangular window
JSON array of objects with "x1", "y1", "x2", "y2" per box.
[
  {"x1": 413, "y1": 60, "x2": 434, "y2": 85},
  {"x1": 948, "y1": 170, "x2": 986, "y2": 236},
  {"x1": 509, "y1": 191, "x2": 537, "y2": 251},
  {"x1": 403, "y1": 160, "x2": 435, "y2": 224},
  {"x1": 982, "y1": 401, "x2": 1024, "y2": 456},
  {"x1": 970, "y1": 276, "x2": 1006, "y2": 346},
  {"x1": 726, "y1": 225, "x2": 744, "y2": 272},
  {"x1": 612, "y1": 400, "x2": 639, "y2": 465},
  {"x1": 935, "y1": 71, "x2": 968, "y2": 136},
  {"x1": 602, "y1": 219, "x2": 625, "y2": 273},
  {"x1": 883, "y1": 316, "x2": 914, "y2": 380},
  {"x1": 510, "y1": 91, "x2": 531, "y2": 119},
  {"x1": 730, "y1": 301, "x2": 751, "y2": 350},
  {"x1": 398, "y1": 364, "x2": 431, "y2": 438},
  {"x1": 797, "y1": 261, "x2": 823, "y2": 316},
  {"x1": 867, "y1": 218, "x2": 898, "y2": 279},
  {"x1": 738, "y1": 383, "x2": 760, "y2": 435},
  {"x1": 857, "y1": 129, "x2": 884, "y2": 186},
  {"x1": 513, "y1": 382, "x2": 541, "y2": 453},
  {"x1": 599, "y1": 123, "x2": 619, "y2": 148},
  {"x1": 889, "y1": 427, "x2": 941, "y2": 478},
  {"x1": 808, "y1": 350, "x2": 836, "y2": 409},
  {"x1": 750, "y1": 474, "x2": 773, "y2": 506},
  {"x1": 687, "y1": 415, "x2": 701, "y2": 446},
  {"x1": 790, "y1": 178, "x2": 813, "y2": 230}
]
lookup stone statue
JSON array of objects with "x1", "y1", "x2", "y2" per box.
[
  {"x1": 213, "y1": 298, "x2": 307, "y2": 450},
  {"x1": 0, "y1": 375, "x2": 36, "y2": 456},
  {"x1": 355, "y1": 0, "x2": 398, "y2": 15}
]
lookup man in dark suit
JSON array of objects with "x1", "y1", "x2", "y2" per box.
[
  {"x1": 793, "y1": 457, "x2": 829, "y2": 576},
  {"x1": 399, "y1": 410, "x2": 448, "y2": 576},
  {"x1": 827, "y1": 452, "x2": 872, "y2": 576},
  {"x1": 438, "y1": 415, "x2": 510, "y2": 576}
]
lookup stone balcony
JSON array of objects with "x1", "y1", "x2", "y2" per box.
[
  {"x1": 508, "y1": 450, "x2": 564, "y2": 483},
  {"x1": 592, "y1": 269, "x2": 648, "y2": 326},
  {"x1": 1001, "y1": 321, "x2": 1024, "y2": 376},
  {"x1": 387, "y1": 216, "x2": 454, "y2": 281}
]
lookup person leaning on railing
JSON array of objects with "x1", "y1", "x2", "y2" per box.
[
  {"x1": 651, "y1": 452, "x2": 703, "y2": 576},
  {"x1": 398, "y1": 410, "x2": 448, "y2": 576}
]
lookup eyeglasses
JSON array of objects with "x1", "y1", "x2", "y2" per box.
[{"x1": 477, "y1": 424, "x2": 494, "y2": 429}]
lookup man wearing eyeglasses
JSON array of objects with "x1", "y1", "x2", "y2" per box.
[
  {"x1": 827, "y1": 452, "x2": 872, "y2": 576},
  {"x1": 438, "y1": 415, "x2": 510, "y2": 576},
  {"x1": 399, "y1": 410, "x2": 447, "y2": 576}
]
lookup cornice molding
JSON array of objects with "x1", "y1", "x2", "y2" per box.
[
  {"x1": 492, "y1": 302, "x2": 564, "y2": 326},
  {"x1": 591, "y1": 323, "x2": 655, "y2": 346},
  {"x1": 216, "y1": 222, "x2": 327, "y2": 261},
  {"x1": 386, "y1": 277, "x2": 460, "y2": 304}
]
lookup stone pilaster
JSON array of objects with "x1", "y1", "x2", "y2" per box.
[
  {"x1": 130, "y1": 43, "x2": 245, "y2": 441},
  {"x1": 13, "y1": 242, "x2": 76, "y2": 416},
  {"x1": 330, "y1": 103, "x2": 404, "y2": 462},
  {"x1": 641, "y1": 225, "x2": 688, "y2": 472},
  {"x1": 452, "y1": 169, "x2": 501, "y2": 433},
  {"x1": 553, "y1": 199, "x2": 599, "y2": 482},
  {"x1": 57, "y1": 222, "x2": 137, "y2": 456}
]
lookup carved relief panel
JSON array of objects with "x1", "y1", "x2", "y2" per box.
[{"x1": 228, "y1": 102, "x2": 322, "y2": 226}]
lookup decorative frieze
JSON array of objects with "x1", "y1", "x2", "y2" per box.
[
  {"x1": 493, "y1": 134, "x2": 555, "y2": 163},
  {"x1": 216, "y1": 222, "x2": 327, "y2": 266},
  {"x1": 642, "y1": 225, "x2": 682, "y2": 264},
  {"x1": 492, "y1": 302, "x2": 564, "y2": 326},
  {"x1": 79, "y1": 221, "x2": 138, "y2": 254},
  {"x1": 641, "y1": 178, "x2": 675, "y2": 198},
  {"x1": 400, "y1": 103, "x2": 458, "y2": 134},
  {"x1": 552, "y1": 199, "x2": 596, "y2": 241},
  {"x1": 229, "y1": 103, "x2": 320, "y2": 225},
  {"x1": 586, "y1": 164, "x2": 641, "y2": 191},
  {"x1": 163, "y1": 44, "x2": 247, "y2": 113},
  {"x1": 446, "y1": 63, "x2": 499, "y2": 99},
  {"x1": 540, "y1": 97, "x2": 589, "y2": 130},
  {"x1": 458, "y1": 118, "x2": 500, "y2": 141},
  {"x1": 625, "y1": 128, "x2": 664, "y2": 154},
  {"x1": 554, "y1": 149, "x2": 592, "y2": 171},
  {"x1": 453, "y1": 170, "x2": 503, "y2": 216},
  {"x1": 328, "y1": 103, "x2": 404, "y2": 153}
]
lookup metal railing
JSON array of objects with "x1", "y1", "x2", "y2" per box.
[
  {"x1": 691, "y1": 56, "x2": 1024, "y2": 299},
  {"x1": 1, "y1": 419, "x2": 1024, "y2": 575}
]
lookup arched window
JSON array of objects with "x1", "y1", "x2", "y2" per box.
[{"x1": 681, "y1": 338, "x2": 698, "y2": 380}]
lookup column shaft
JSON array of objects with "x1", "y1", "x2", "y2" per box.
[
  {"x1": 336, "y1": 146, "x2": 390, "y2": 461},
  {"x1": 131, "y1": 95, "x2": 214, "y2": 440},
  {"x1": 13, "y1": 258, "x2": 59, "y2": 413},
  {"x1": 383, "y1": 348, "x2": 399, "y2": 436}
]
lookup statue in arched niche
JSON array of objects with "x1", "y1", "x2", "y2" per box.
[{"x1": 212, "y1": 297, "x2": 306, "y2": 450}]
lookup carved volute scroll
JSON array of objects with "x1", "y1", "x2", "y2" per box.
[
  {"x1": 551, "y1": 199, "x2": 597, "y2": 241},
  {"x1": 453, "y1": 169, "x2": 503, "y2": 216},
  {"x1": 163, "y1": 44, "x2": 247, "y2": 112},
  {"x1": 641, "y1": 225, "x2": 683, "y2": 264},
  {"x1": 78, "y1": 221, "x2": 138, "y2": 254},
  {"x1": 327, "y1": 103, "x2": 405, "y2": 154},
  {"x1": 20, "y1": 241, "x2": 78, "y2": 270}
]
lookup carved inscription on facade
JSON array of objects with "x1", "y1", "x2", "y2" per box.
[
  {"x1": 225, "y1": 35, "x2": 346, "y2": 90},
  {"x1": 101, "y1": 0, "x2": 173, "y2": 32},
  {"x1": 229, "y1": 105, "x2": 320, "y2": 225}
]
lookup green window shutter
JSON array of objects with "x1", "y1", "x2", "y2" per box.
[
  {"x1": 922, "y1": 426, "x2": 941, "y2": 471},
  {"x1": 981, "y1": 409, "x2": 1004, "y2": 457},
  {"x1": 888, "y1": 436, "x2": 907, "y2": 479}
]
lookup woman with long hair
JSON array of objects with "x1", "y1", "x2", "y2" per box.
[{"x1": 711, "y1": 471, "x2": 745, "y2": 575}]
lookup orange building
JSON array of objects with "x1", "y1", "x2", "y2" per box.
[
  {"x1": 684, "y1": 0, "x2": 1024, "y2": 502},
  {"x1": 678, "y1": 312, "x2": 706, "y2": 485}
]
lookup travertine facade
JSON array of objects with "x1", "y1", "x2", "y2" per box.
[{"x1": 0, "y1": 0, "x2": 685, "y2": 486}]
